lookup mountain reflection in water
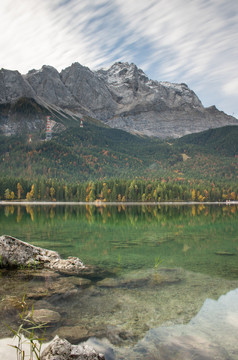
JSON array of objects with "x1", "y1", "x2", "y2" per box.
[{"x1": 85, "y1": 288, "x2": 238, "y2": 360}]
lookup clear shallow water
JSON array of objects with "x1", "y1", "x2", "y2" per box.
[{"x1": 0, "y1": 204, "x2": 238, "y2": 359}]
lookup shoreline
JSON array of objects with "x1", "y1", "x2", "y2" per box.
[{"x1": 0, "y1": 200, "x2": 237, "y2": 206}]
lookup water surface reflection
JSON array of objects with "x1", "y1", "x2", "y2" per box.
[
  {"x1": 91, "y1": 287, "x2": 238, "y2": 359},
  {"x1": 0, "y1": 204, "x2": 237, "y2": 359}
]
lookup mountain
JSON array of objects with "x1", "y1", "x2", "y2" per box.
[
  {"x1": 175, "y1": 125, "x2": 238, "y2": 156},
  {"x1": 0, "y1": 120, "x2": 237, "y2": 183},
  {"x1": 0, "y1": 62, "x2": 237, "y2": 138}
]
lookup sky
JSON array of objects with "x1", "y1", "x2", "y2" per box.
[{"x1": 1, "y1": 0, "x2": 238, "y2": 118}]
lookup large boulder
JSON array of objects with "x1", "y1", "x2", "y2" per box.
[
  {"x1": 40, "y1": 335, "x2": 105, "y2": 360},
  {"x1": 0, "y1": 235, "x2": 86, "y2": 274}
]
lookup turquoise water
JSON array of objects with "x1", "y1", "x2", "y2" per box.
[
  {"x1": 0, "y1": 204, "x2": 238, "y2": 359},
  {"x1": 0, "y1": 204, "x2": 237, "y2": 277}
]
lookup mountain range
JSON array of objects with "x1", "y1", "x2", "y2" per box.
[
  {"x1": 0, "y1": 61, "x2": 237, "y2": 184},
  {"x1": 0, "y1": 61, "x2": 237, "y2": 138}
]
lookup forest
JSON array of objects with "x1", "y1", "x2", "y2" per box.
[
  {"x1": 0, "y1": 177, "x2": 237, "y2": 202},
  {"x1": 0, "y1": 121, "x2": 237, "y2": 203}
]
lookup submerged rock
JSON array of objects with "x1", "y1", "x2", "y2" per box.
[
  {"x1": 0, "y1": 295, "x2": 26, "y2": 316},
  {"x1": 0, "y1": 235, "x2": 86, "y2": 274},
  {"x1": 53, "y1": 326, "x2": 93, "y2": 344},
  {"x1": 215, "y1": 251, "x2": 236, "y2": 256},
  {"x1": 27, "y1": 277, "x2": 78, "y2": 300},
  {"x1": 28, "y1": 309, "x2": 61, "y2": 326},
  {"x1": 40, "y1": 335, "x2": 105, "y2": 360},
  {"x1": 68, "y1": 277, "x2": 92, "y2": 287},
  {"x1": 97, "y1": 267, "x2": 183, "y2": 289}
]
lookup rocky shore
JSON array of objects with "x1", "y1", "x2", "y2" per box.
[
  {"x1": 41, "y1": 336, "x2": 105, "y2": 360},
  {"x1": 1, "y1": 234, "x2": 238, "y2": 360},
  {"x1": 0, "y1": 234, "x2": 105, "y2": 359},
  {"x1": 0, "y1": 234, "x2": 87, "y2": 274}
]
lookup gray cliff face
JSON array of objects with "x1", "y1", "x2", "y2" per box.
[
  {"x1": 103, "y1": 108, "x2": 236, "y2": 139},
  {"x1": 0, "y1": 68, "x2": 35, "y2": 104},
  {"x1": 97, "y1": 62, "x2": 203, "y2": 111},
  {"x1": 96, "y1": 62, "x2": 236, "y2": 138},
  {"x1": 61, "y1": 62, "x2": 117, "y2": 119},
  {"x1": 26, "y1": 65, "x2": 78, "y2": 109},
  {"x1": 0, "y1": 97, "x2": 47, "y2": 136},
  {"x1": 0, "y1": 62, "x2": 237, "y2": 138}
]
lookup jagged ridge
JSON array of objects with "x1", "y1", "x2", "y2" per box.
[{"x1": 0, "y1": 62, "x2": 237, "y2": 138}]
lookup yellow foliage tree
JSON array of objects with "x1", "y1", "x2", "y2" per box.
[
  {"x1": 230, "y1": 192, "x2": 236, "y2": 200},
  {"x1": 17, "y1": 183, "x2": 24, "y2": 200},
  {"x1": 4, "y1": 188, "x2": 11, "y2": 200},
  {"x1": 50, "y1": 186, "x2": 56, "y2": 200},
  {"x1": 30, "y1": 184, "x2": 35, "y2": 199},
  {"x1": 26, "y1": 184, "x2": 35, "y2": 201}
]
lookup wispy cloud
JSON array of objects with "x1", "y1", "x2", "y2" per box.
[{"x1": 0, "y1": 0, "x2": 238, "y2": 116}]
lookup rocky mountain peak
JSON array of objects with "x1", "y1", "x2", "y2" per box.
[
  {"x1": 60, "y1": 62, "x2": 117, "y2": 118},
  {"x1": 96, "y1": 62, "x2": 153, "y2": 106},
  {"x1": 27, "y1": 65, "x2": 59, "y2": 75},
  {"x1": 97, "y1": 61, "x2": 147, "y2": 86},
  {"x1": 26, "y1": 65, "x2": 76, "y2": 108},
  {"x1": 0, "y1": 61, "x2": 237, "y2": 138},
  {"x1": 0, "y1": 68, "x2": 35, "y2": 104},
  {"x1": 96, "y1": 61, "x2": 203, "y2": 113}
]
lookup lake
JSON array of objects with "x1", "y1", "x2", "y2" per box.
[{"x1": 0, "y1": 203, "x2": 238, "y2": 359}]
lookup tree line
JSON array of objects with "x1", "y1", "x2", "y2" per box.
[{"x1": 0, "y1": 177, "x2": 237, "y2": 202}]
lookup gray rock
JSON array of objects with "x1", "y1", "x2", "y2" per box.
[
  {"x1": 0, "y1": 235, "x2": 86, "y2": 274},
  {"x1": 0, "y1": 68, "x2": 35, "y2": 104},
  {"x1": 0, "y1": 61, "x2": 237, "y2": 138},
  {"x1": 40, "y1": 335, "x2": 105, "y2": 360},
  {"x1": 61, "y1": 62, "x2": 117, "y2": 118},
  {"x1": 28, "y1": 309, "x2": 61, "y2": 325},
  {"x1": 0, "y1": 65, "x2": 90, "y2": 136},
  {"x1": 67, "y1": 277, "x2": 92, "y2": 287},
  {"x1": 27, "y1": 277, "x2": 78, "y2": 300},
  {"x1": 0, "y1": 97, "x2": 47, "y2": 136},
  {"x1": 96, "y1": 278, "x2": 118, "y2": 288},
  {"x1": 97, "y1": 268, "x2": 182, "y2": 288},
  {"x1": 97, "y1": 62, "x2": 237, "y2": 138},
  {"x1": 0, "y1": 295, "x2": 26, "y2": 316},
  {"x1": 26, "y1": 65, "x2": 79, "y2": 109},
  {"x1": 97, "y1": 62, "x2": 202, "y2": 109},
  {"x1": 53, "y1": 326, "x2": 92, "y2": 344}
]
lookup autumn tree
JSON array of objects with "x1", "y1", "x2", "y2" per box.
[
  {"x1": 26, "y1": 184, "x2": 35, "y2": 201},
  {"x1": 4, "y1": 188, "x2": 11, "y2": 200},
  {"x1": 17, "y1": 182, "x2": 24, "y2": 200},
  {"x1": 50, "y1": 186, "x2": 56, "y2": 200}
]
